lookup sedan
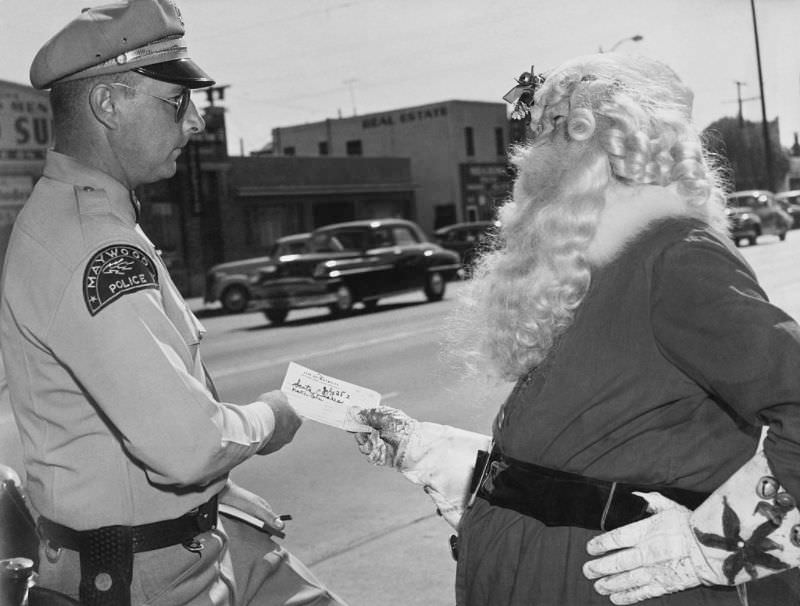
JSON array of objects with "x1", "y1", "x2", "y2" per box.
[
  {"x1": 204, "y1": 233, "x2": 311, "y2": 313},
  {"x1": 249, "y1": 218, "x2": 462, "y2": 325},
  {"x1": 434, "y1": 220, "x2": 500, "y2": 275},
  {"x1": 776, "y1": 190, "x2": 800, "y2": 229},
  {"x1": 725, "y1": 190, "x2": 791, "y2": 246}
]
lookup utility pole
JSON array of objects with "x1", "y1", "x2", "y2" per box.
[
  {"x1": 750, "y1": 0, "x2": 774, "y2": 189},
  {"x1": 343, "y1": 79, "x2": 358, "y2": 116},
  {"x1": 734, "y1": 80, "x2": 746, "y2": 127}
]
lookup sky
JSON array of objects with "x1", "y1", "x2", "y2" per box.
[{"x1": 1, "y1": 0, "x2": 799, "y2": 157}]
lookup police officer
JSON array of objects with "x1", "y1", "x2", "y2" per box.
[{"x1": 0, "y1": 1, "x2": 347, "y2": 604}]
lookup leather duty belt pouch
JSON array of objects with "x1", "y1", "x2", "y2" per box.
[
  {"x1": 474, "y1": 450, "x2": 709, "y2": 531},
  {"x1": 37, "y1": 495, "x2": 218, "y2": 606}
]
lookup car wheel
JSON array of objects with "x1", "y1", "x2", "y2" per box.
[
  {"x1": 329, "y1": 284, "x2": 354, "y2": 317},
  {"x1": 748, "y1": 235, "x2": 757, "y2": 246},
  {"x1": 220, "y1": 286, "x2": 249, "y2": 314},
  {"x1": 363, "y1": 299, "x2": 379, "y2": 312},
  {"x1": 424, "y1": 271, "x2": 446, "y2": 302},
  {"x1": 264, "y1": 309, "x2": 288, "y2": 325},
  {"x1": 779, "y1": 230, "x2": 787, "y2": 241}
]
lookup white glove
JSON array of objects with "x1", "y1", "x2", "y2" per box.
[
  {"x1": 582, "y1": 492, "x2": 720, "y2": 604},
  {"x1": 583, "y1": 431, "x2": 800, "y2": 604},
  {"x1": 356, "y1": 406, "x2": 491, "y2": 528}
]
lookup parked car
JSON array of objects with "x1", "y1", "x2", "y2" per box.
[
  {"x1": 775, "y1": 190, "x2": 800, "y2": 229},
  {"x1": 204, "y1": 232, "x2": 311, "y2": 313},
  {"x1": 725, "y1": 190, "x2": 791, "y2": 246},
  {"x1": 249, "y1": 218, "x2": 462, "y2": 325},
  {"x1": 434, "y1": 220, "x2": 500, "y2": 275}
]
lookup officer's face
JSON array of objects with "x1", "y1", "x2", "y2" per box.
[{"x1": 113, "y1": 75, "x2": 205, "y2": 187}]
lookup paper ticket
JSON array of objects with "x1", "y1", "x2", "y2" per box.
[{"x1": 280, "y1": 362, "x2": 377, "y2": 432}]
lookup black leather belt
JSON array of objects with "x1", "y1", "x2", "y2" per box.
[
  {"x1": 38, "y1": 495, "x2": 218, "y2": 554},
  {"x1": 37, "y1": 496, "x2": 218, "y2": 606},
  {"x1": 474, "y1": 449, "x2": 709, "y2": 531}
]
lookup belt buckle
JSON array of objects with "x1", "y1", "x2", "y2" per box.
[
  {"x1": 194, "y1": 498, "x2": 217, "y2": 533},
  {"x1": 482, "y1": 460, "x2": 507, "y2": 493}
]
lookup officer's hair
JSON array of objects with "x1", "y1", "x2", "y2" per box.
[{"x1": 50, "y1": 72, "x2": 139, "y2": 145}]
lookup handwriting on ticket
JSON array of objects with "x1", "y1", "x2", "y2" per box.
[{"x1": 280, "y1": 362, "x2": 377, "y2": 432}]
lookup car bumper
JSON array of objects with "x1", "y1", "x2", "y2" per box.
[
  {"x1": 430, "y1": 262, "x2": 463, "y2": 280},
  {"x1": 250, "y1": 280, "x2": 340, "y2": 310}
]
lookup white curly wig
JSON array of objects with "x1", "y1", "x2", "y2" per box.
[{"x1": 446, "y1": 53, "x2": 729, "y2": 382}]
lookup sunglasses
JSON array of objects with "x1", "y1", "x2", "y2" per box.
[{"x1": 110, "y1": 83, "x2": 192, "y2": 122}]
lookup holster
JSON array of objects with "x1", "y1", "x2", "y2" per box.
[
  {"x1": 38, "y1": 495, "x2": 218, "y2": 606},
  {"x1": 76, "y1": 526, "x2": 134, "y2": 606}
]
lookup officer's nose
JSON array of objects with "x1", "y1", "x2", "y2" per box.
[{"x1": 183, "y1": 100, "x2": 205, "y2": 134}]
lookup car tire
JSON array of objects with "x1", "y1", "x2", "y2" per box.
[
  {"x1": 329, "y1": 284, "x2": 354, "y2": 317},
  {"x1": 363, "y1": 299, "x2": 379, "y2": 312},
  {"x1": 220, "y1": 285, "x2": 249, "y2": 314},
  {"x1": 748, "y1": 235, "x2": 758, "y2": 246},
  {"x1": 424, "y1": 271, "x2": 446, "y2": 302},
  {"x1": 264, "y1": 309, "x2": 288, "y2": 325},
  {"x1": 779, "y1": 230, "x2": 787, "y2": 241}
]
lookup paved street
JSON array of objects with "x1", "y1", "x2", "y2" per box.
[
  {"x1": 1, "y1": 229, "x2": 800, "y2": 605},
  {"x1": 194, "y1": 282, "x2": 509, "y2": 606}
]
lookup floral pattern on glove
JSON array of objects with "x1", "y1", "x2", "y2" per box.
[{"x1": 693, "y1": 496, "x2": 790, "y2": 584}]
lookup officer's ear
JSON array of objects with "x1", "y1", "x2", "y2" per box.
[{"x1": 88, "y1": 83, "x2": 122, "y2": 130}]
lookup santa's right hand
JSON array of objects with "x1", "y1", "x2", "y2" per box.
[{"x1": 355, "y1": 406, "x2": 418, "y2": 468}]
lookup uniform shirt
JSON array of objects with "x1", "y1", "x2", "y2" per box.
[{"x1": 0, "y1": 151, "x2": 277, "y2": 529}]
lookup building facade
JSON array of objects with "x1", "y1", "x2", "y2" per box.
[
  {"x1": 0, "y1": 80, "x2": 52, "y2": 270},
  {"x1": 268, "y1": 100, "x2": 514, "y2": 234},
  {"x1": 0, "y1": 82, "x2": 500, "y2": 297},
  {"x1": 221, "y1": 155, "x2": 414, "y2": 263}
]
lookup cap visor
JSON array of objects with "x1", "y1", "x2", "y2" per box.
[{"x1": 134, "y1": 58, "x2": 215, "y2": 89}]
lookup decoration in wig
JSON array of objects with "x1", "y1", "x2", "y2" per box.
[
  {"x1": 446, "y1": 53, "x2": 729, "y2": 382},
  {"x1": 502, "y1": 67, "x2": 546, "y2": 124}
]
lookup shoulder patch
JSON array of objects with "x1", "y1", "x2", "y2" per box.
[{"x1": 83, "y1": 244, "x2": 159, "y2": 315}]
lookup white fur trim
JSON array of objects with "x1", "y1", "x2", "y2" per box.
[{"x1": 586, "y1": 184, "x2": 695, "y2": 266}]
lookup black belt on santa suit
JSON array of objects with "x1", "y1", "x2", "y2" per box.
[
  {"x1": 37, "y1": 494, "x2": 218, "y2": 606},
  {"x1": 449, "y1": 449, "x2": 709, "y2": 560}
]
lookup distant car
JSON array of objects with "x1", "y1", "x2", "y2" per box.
[
  {"x1": 249, "y1": 218, "x2": 462, "y2": 325},
  {"x1": 204, "y1": 232, "x2": 311, "y2": 313},
  {"x1": 725, "y1": 190, "x2": 791, "y2": 246},
  {"x1": 775, "y1": 190, "x2": 800, "y2": 229},
  {"x1": 434, "y1": 220, "x2": 500, "y2": 274}
]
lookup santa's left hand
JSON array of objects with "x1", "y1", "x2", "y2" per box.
[{"x1": 582, "y1": 493, "x2": 719, "y2": 605}]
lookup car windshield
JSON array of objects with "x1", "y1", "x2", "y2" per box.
[
  {"x1": 309, "y1": 232, "x2": 347, "y2": 253},
  {"x1": 728, "y1": 195, "x2": 768, "y2": 209},
  {"x1": 268, "y1": 237, "x2": 310, "y2": 256}
]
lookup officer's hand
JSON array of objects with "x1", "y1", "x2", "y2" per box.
[
  {"x1": 355, "y1": 405, "x2": 418, "y2": 467},
  {"x1": 219, "y1": 479, "x2": 286, "y2": 536},
  {"x1": 258, "y1": 390, "x2": 302, "y2": 455}
]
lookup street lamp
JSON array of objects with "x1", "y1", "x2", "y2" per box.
[{"x1": 599, "y1": 35, "x2": 643, "y2": 53}]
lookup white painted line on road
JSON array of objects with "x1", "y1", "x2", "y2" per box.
[
  {"x1": 212, "y1": 328, "x2": 430, "y2": 379},
  {"x1": 381, "y1": 391, "x2": 399, "y2": 401}
]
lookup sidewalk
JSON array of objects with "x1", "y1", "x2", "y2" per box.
[{"x1": 309, "y1": 514, "x2": 458, "y2": 606}]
